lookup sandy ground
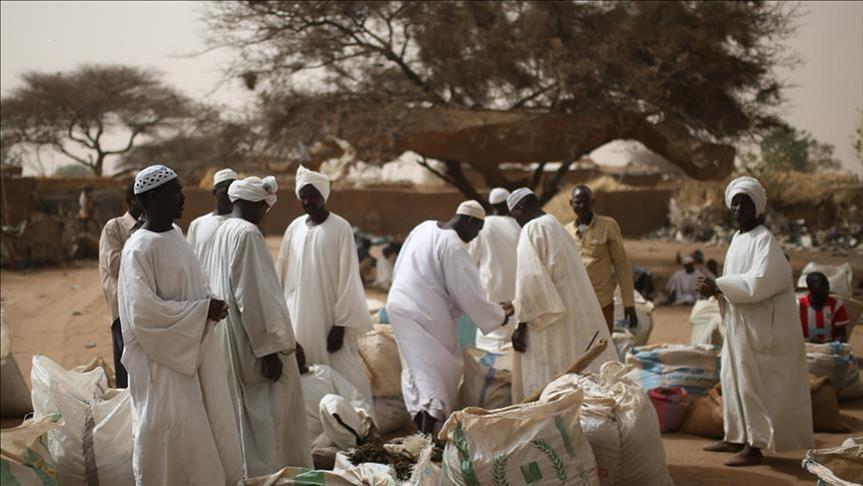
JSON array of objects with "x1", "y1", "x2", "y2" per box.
[{"x1": 2, "y1": 237, "x2": 862, "y2": 484}]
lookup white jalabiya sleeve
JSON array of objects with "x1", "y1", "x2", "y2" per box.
[
  {"x1": 274, "y1": 224, "x2": 292, "y2": 287},
  {"x1": 121, "y1": 248, "x2": 210, "y2": 376},
  {"x1": 514, "y1": 225, "x2": 566, "y2": 330},
  {"x1": 232, "y1": 230, "x2": 295, "y2": 357},
  {"x1": 328, "y1": 366, "x2": 373, "y2": 415},
  {"x1": 716, "y1": 234, "x2": 791, "y2": 304},
  {"x1": 442, "y1": 246, "x2": 505, "y2": 334},
  {"x1": 332, "y1": 223, "x2": 373, "y2": 332}
]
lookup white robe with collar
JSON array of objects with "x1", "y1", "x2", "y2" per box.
[
  {"x1": 275, "y1": 212, "x2": 374, "y2": 403},
  {"x1": 386, "y1": 221, "x2": 505, "y2": 421},
  {"x1": 512, "y1": 214, "x2": 619, "y2": 402},
  {"x1": 206, "y1": 218, "x2": 312, "y2": 476},
  {"x1": 467, "y1": 214, "x2": 521, "y2": 352},
  {"x1": 716, "y1": 224, "x2": 813, "y2": 452},
  {"x1": 117, "y1": 227, "x2": 243, "y2": 486},
  {"x1": 187, "y1": 212, "x2": 228, "y2": 268}
]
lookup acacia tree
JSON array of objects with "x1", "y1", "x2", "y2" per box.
[
  {"x1": 0, "y1": 65, "x2": 192, "y2": 176},
  {"x1": 205, "y1": 1, "x2": 798, "y2": 200}
]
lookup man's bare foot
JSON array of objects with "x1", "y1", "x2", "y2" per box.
[
  {"x1": 724, "y1": 445, "x2": 763, "y2": 467},
  {"x1": 702, "y1": 441, "x2": 745, "y2": 453}
]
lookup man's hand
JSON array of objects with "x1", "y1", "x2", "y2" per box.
[
  {"x1": 624, "y1": 306, "x2": 638, "y2": 330},
  {"x1": 260, "y1": 353, "x2": 283, "y2": 382},
  {"x1": 500, "y1": 302, "x2": 515, "y2": 324},
  {"x1": 207, "y1": 299, "x2": 229, "y2": 321},
  {"x1": 696, "y1": 276, "x2": 720, "y2": 298},
  {"x1": 327, "y1": 326, "x2": 346, "y2": 353},
  {"x1": 511, "y1": 322, "x2": 527, "y2": 353}
]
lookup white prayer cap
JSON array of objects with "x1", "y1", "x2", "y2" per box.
[
  {"x1": 488, "y1": 187, "x2": 510, "y2": 205},
  {"x1": 213, "y1": 168, "x2": 238, "y2": 186},
  {"x1": 228, "y1": 176, "x2": 278, "y2": 207},
  {"x1": 724, "y1": 176, "x2": 766, "y2": 216},
  {"x1": 682, "y1": 255, "x2": 694, "y2": 265},
  {"x1": 456, "y1": 200, "x2": 485, "y2": 221},
  {"x1": 506, "y1": 187, "x2": 535, "y2": 211},
  {"x1": 134, "y1": 164, "x2": 177, "y2": 195},
  {"x1": 295, "y1": 165, "x2": 331, "y2": 202}
]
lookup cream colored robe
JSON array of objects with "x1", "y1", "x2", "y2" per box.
[
  {"x1": 716, "y1": 225, "x2": 813, "y2": 452},
  {"x1": 187, "y1": 212, "x2": 228, "y2": 268},
  {"x1": 467, "y1": 214, "x2": 521, "y2": 352},
  {"x1": 275, "y1": 213, "x2": 373, "y2": 403},
  {"x1": 206, "y1": 218, "x2": 312, "y2": 476},
  {"x1": 512, "y1": 214, "x2": 619, "y2": 402},
  {"x1": 117, "y1": 228, "x2": 243, "y2": 486}
]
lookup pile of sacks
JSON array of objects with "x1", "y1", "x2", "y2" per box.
[
  {"x1": 357, "y1": 324, "x2": 413, "y2": 435},
  {"x1": 438, "y1": 361, "x2": 673, "y2": 486},
  {"x1": 4, "y1": 355, "x2": 135, "y2": 485}
]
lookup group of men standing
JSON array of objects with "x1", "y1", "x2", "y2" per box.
[
  {"x1": 98, "y1": 164, "x2": 814, "y2": 483},
  {"x1": 98, "y1": 165, "x2": 373, "y2": 484}
]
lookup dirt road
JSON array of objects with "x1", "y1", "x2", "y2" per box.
[{"x1": 2, "y1": 237, "x2": 861, "y2": 485}]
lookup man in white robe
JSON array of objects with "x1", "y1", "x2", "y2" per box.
[
  {"x1": 665, "y1": 255, "x2": 703, "y2": 305},
  {"x1": 276, "y1": 166, "x2": 374, "y2": 403},
  {"x1": 295, "y1": 344, "x2": 375, "y2": 450},
  {"x1": 118, "y1": 165, "x2": 243, "y2": 486},
  {"x1": 206, "y1": 176, "x2": 312, "y2": 476},
  {"x1": 467, "y1": 187, "x2": 521, "y2": 353},
  {"x1": 387, "y1": 201, "x2": 514, "y2": 433},
  {"x1": 187, "y1": 168, "x2": 236, "y2": 267},
  {"x1": 697, "y1": 176, "x2": 812, "y2": 467},
  {"x1": 507, "y1": 188, "x2": 619, "y2": 402}
]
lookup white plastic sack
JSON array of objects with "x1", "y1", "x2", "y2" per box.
[
  {"x1": 540, "y1": 362, "x2": 673, "y2": 486},
  {"x1": 319, "y1": 394, "x2": 375, "y2": 450},
  {"x1": 796, "y1": 262, "x2": 854, "y2": 299},
  {"x1": 372, "y1": 396, "x2": 412, "y2": 434},
  {"x1": 625, "y1": 344, "x2": 721, "y2": 397},
  {"x1": 806, "y1": 342, "x2": 863, "y2": 400},
  {"x1": 459, "y1": 347, "x2": 512, "y2": 410},
  {"x1": 611, "y1": 332, "x2": 634, "y2": 360},
  {"x1": 0, "y1": 413, "x2": 60, "y2": 486},
  {"x1": 689, "y1": 297, "x2": 724, "y2": 346},
  {"x1": 802, "y1": 437, "x2": 863, "y2": 486},
  {"x1": 613, "y1": 290, "x2": 654, "y2": 346},
  {"x1": 440, "y1": 390, "x2": 599, "y2": 486},
  {"x1": 358, "y1": 325, "x2": 403, "y2": 397},
  {"x1": 241, "y1": 463, "x2": 397, "y2": 485},
  {"x1": 30, "y1": 355, "x2": 134, "y2": 486}
]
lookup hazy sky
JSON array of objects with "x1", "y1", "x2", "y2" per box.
[{"x1": 2, "y1": 1, "x2": 862, "y2": 175}]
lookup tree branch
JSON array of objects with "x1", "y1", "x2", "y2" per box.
[
  {"x1": 530, "y1": 162, "x2": 546, "y2": 189},
  {"x1": 415, "y1": 155, "x2": 456, "y2": 185},
  {"x1": 538, "y1": 159, "x2": 574, "y2": 205}
]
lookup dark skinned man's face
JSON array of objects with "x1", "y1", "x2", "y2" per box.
[
  {"x1": 730, "y1": 193, "x2": 757, "y2": 227},
  {"x1": 214, "y1": 181, "x2": 234, "y2": 213},
  {"x1": 458, "y1": 216, "x2": 484, "y2": 243},
  {"x1": 236, "y1": 199, "x2": 270, "y2": 225},
  {"x1": 298, "y1": 184, "x2": 325, "y2": 215},
  {"x1": 808, "y1": 278, "x2": 830, "y2": 303},
  {"x1": 146, "y1": 179, "x2": 185, "y2": 220},
  {"x1": 570, "y1": 189, "x2": 593, "y2": 219}
]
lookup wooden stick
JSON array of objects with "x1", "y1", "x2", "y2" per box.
[{"x1": 521, "y1": 338, "x2": 609, "y2": 403}]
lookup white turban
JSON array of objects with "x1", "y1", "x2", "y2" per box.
[
  {"x1": 134, "y1": 165, "x2": 177, "y2": 195},
  {"x1": 213, "y1": 168, "x2": 237, "y2": 186},
  {"x1": 725, "y1": 176, "x2": 766, "y2": 216},
  {"x1": 295, "y1": 165, "x2": 331, "y2": 202},
  {"x1": 507, "y1": 187, "x2": 534, "y2": 211},
  {"x1": 456, "y1": 200, "x2": 485, "y2": 221},
  {"x1": 488, "y1": 187, "x2": 510, "y2": 205},
  {"x1": 228, "y1": 176, "x2": 278, "y2": 207}
]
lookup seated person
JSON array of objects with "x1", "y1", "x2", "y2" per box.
[
  {"x1": 798, "y1": 272, "x2": 850, "y2": 343},
  {"x1": 296, "y1": 344, "x2": 377, "y2": 450},
  {"x1": 665, "y1": 256, "x2": 702, "y2": 305}
]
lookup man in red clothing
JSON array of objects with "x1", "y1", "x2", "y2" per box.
[{"x1": 798, "y1": 272, "x2": 850, "y2": 343}]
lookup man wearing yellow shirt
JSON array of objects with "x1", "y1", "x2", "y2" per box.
[{"x1": 565, "y1": 185, "x2": 638, "y2": 332}]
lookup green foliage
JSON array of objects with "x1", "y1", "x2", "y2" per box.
[
  {"x1": 744, "y1": 125, "x2": 842, "y2": 173},
  {"x1": 0, "y1": 64, "x2": 192, "y2": 175},
  {"x1": 54, "y1": 164, "x2": 95, "y2": 177}
]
